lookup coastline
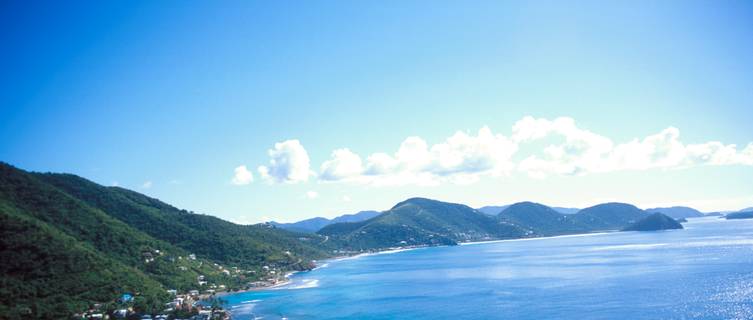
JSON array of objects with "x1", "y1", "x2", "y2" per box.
[
  {"x1": 216, "y1": 246, "x2": 430, "y2": 300},
  {"x1": 218, "y1": 232, "x2": 620, "y2": 299},
  {"x1": 459, "y1": 231, "x2": 617, "y2": 246}
]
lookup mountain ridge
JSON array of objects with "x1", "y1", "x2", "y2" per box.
[
  {"x1": 271, "y1": 210, "x2": 381, "y2": 233},
  {"x1": 645, "y1": 206, "x2": 704, "y2": 219}
]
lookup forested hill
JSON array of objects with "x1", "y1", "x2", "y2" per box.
[
  {"x1": 318, "y1": 197, "x2": 528, "y2": 250},
  {"x1": 319, "y1": 200, "x2": 657, "y2": 251},
  {"x1": 0, "y1": 163, "x2": 335, "y2": 318},
  {"x1": 37, "y1": 172, "x2": 333, "y2": 268}
]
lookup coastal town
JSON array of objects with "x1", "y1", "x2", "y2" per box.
[
  {"x1": 71, "y1": 240, "x2": 421, "y2": 320},
  {"x1": 73, "y1": 250, "x2": 296, "y2": 320}
]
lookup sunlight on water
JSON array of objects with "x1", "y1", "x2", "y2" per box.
[{"x1": 222, "y1": 217, "x2": 753, "y2": 320}]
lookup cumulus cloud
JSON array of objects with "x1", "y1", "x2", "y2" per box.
[
  {"x1": 305, "y1": 191, "x2": 319, "y2": 199},
  {"x1": 318, "y1": 126, "x2": 517, "y2": 186},
  {"x1": 320, "y1": 148, "x2": 363, "y2": 181},
  {"x1": 514, "y1": 116, "x2": 753, "y2": 178},
  {"x1": 258, "y1": 139, "x2": 312, "y2": 183},
  {"x1": 231, "y1": 165, "x2": 253, "y2": 185},
  {"x1": 244, "y1": 117, "x2": 752, "y2": 187},
  {"x1": 313, "y1": 116, "x2": 753, "y2": 185}
]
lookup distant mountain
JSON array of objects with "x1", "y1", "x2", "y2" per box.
[
  {"x1": 623, "y1": 213, "x2": 684, "y2": 231},
  {"x1": 332, "y1": 210, "x2": 381, "y2": 223},
  {"x1": 726, "y1": 211, "x2": 753, "y2": 220},
  {"x1": 553, "y1": 207, "x2": 580, "y2": 214},
  {"x1": 319, "y1": 198, "x2": 527, "y2": 250},
  {"x1": 272, "y1": 210, "x2": 381, "y2": 233},
  {"x1": 704, "y1": 211, "x2": 724, "y2": 217},
  {"x1": 479, "y1": 204, "x2": 579, "y2": 215},
  {"x1": 645, "y1": 206, "x2": 704, "y2": 219},
  {"x1": 571, "y1": 203, "x2": 650, "y2": 230},
  {"x1": 738, "y1": 207, "x2": 753, "y2": 212},
  {"x1": 271, "y1": 217, "x2": 331, "y2": 233},
  {"x1": 498, "y1": 202, "x2": 591, "y2": 236},
  {"x1": 477, "y1": 205, "x2": 510, "y2": 215}
]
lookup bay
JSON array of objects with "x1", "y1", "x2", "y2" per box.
[{"x1": 223, "y1": 217, "x2": 753, "y2": 319}]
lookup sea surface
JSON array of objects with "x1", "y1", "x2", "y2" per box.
[{"x1": 223, "y1": 217, "x2": 753, "y2": 319}]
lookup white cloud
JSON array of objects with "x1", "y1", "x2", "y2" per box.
[
  {"x1": 514, "y1": 117, "x2": 753, "y2": 178},
  {"x1": 342, "y1": 195, "x2": 352, "y2": 202},
  {"x1": 318, "y1": 126, "x2": 518, "y2": 186},
  {"x1": 141, "y1": 181, "x2": 153, "y2": 189},
  {"x1": 311, "y1": 116, "x2": 753, "y2": 185},
  {"x1": 258, "y1": 139, "x2": 312, "y2": 184},
  {"x1": 305, "y1": 191, "x2": 319, "y2": 199},
  {"x1": 246, "y1": 117, "x2": 751, "y2": 187},
  {"x1": 231, "y1": 165, "x2": 253, "y2": 185},
  {"x1": 320, "y1": 148, "x2": 363, "y2": 181}
]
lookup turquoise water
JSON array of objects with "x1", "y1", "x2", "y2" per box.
[{"x1": 224, "y1": 217, "x2": 753, "y2": 319}]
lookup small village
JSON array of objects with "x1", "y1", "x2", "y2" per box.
[{"x1": 74, "y1": 250, "x2": 295, "y2": 320}]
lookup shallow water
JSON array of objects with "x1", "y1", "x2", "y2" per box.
[{"x1": 223, "y1": 217, "x2": 753, "y2": 319}]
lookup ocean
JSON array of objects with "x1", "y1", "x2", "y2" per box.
[{"x1": 223, "y1": 217, "x2": 753, "y2": 319}]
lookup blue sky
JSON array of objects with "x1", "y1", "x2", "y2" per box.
[{"x1": 2, "y1": 1, "x2": 752, "y2": 223}]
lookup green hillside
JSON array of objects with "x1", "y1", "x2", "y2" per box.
[
  {"x1": 0, "y1": 164, "x2": 172, "y2": 318},
  {"x1": 498, "y1": 202, "x2": 592, "y2": 236},
  {"x1": 318, "y1": 198, "x2": 527, "y2": 250},
  {"x1": 571, "y1": 202, "x2": 649, "y2": 230},
  {"x1": 0, "y1": 163, "x2": 336, "y2": 318},
  {"x1": 0, "y1": 206, "x2": 169, "y2": 318},
  {"x1": 38, "y1": 173, "x2": 332, "y2": 269}
]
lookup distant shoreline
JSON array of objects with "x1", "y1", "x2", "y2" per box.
[
  {"x1": 219, "y1": 232, "x2": 619, "y2": 299},
  {"x1": 220, "y1": 232, "x2": 618, "y2": 300},
  {"x1": 459, "y1": 231, "x2": 618, "y2": 246}
]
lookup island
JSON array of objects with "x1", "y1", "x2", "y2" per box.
[
  {"x1": 622, "y1": 213, "x2": 684, "y2": 231},
  {"x1": 726, "y1": 211, "x2": 753, "y2": 220}
]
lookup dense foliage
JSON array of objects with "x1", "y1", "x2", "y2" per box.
[
  {"x1": 0, "y1": 163, "x2": 336, "y2": 318},
  {"x1": 39, "y1": 173, "x2": 332, "y2": 269},
  {"x1": 0, "y1": 188, "x2": 168, "y2": 318}
]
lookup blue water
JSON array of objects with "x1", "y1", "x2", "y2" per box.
[{"x1": 224, "y1": 217, "x2": 753, "y2": 319}]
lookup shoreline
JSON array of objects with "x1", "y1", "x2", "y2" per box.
[
  {"x1": 459, "y1": 231, "x2": 617, "y2": 246},
  {"x1": 217, "y1": 230, "x2": 625, "y2": 302},
  {"x1": 216, "y1": 247, "x2": 430, "y2": 299},
  {"x1": 218, "y1": 232, "x2": 621, "y2": 298},
  {"x1": 213, "y1": 275, "x2": 296, "y2": 299}
]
